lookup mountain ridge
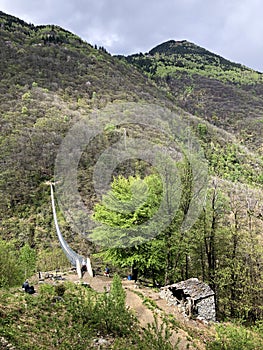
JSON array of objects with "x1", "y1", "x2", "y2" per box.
[
  {"x1": 1, "y1": 10, "x2": 261, "y2": 72},
  {"x1": 1, "y1": 9, "x2": 262, "y2": 235}
]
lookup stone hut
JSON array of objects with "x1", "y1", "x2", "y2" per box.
[{"x1": 160, "y1": 278, "x2": 216, "y2": 322}]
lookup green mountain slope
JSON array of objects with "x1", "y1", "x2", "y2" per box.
[
  {"x1": 0, "y1": 11, "x2": 168, "y2": 103},
  {"x1": 124, "y1": 40, "x2": 263, "y2": 150}
]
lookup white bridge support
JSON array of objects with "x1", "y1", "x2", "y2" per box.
[
  {"x1": 50, "y1": 182, "x2": 93, "y2": 278},
  {"x1": 76, "y1": 259, "x2": 82, "y2": 279}
]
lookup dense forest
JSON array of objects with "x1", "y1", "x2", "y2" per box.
[{"x1": 0, "y1": 11, "x2": 263, "y2": 349}]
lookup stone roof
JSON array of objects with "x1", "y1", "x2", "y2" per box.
[{"x1": 161, "y1": 278, "x2": 214, "y2": 301}]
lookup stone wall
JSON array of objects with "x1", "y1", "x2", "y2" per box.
[{"x1": 196, "y1": 295, "x2": 216, "y2": 322}]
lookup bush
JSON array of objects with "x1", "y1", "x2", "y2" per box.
[
  {"x1": 38, "y1": 283, "x2": 55, "y2": 300},
  {"x1": 0, "y1": 240, "x2": 24, "y2": 288},
  {"x1": 113, "y1": 315, "x2": 177, "y2": 350},
  {"x1": 94, "y1": 274, "x2": 136, "y2": 336},
  {"x1": 19, "y1": 243, "x2": 36, "y2": 279},
  {"x1": 206, "y1": 323, "x2": 263, "y2": 350},
  {"x1": 36, "y1": 248, "x2": 70, "y2": 272},
  {"x1": 138, "y1": 315, "x2": 177, "y2": 350},
  {"x1": 55, "y1": 284, "x2": 66, "y2": 297}
]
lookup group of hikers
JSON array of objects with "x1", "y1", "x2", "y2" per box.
[
  {"x1": 81, "y1": 262, "x2": 138, "y2": 281},
  {"x1": 103, "y1": 265, "x2": 138, "y2": 281},
  {"x1": 22, "y1": 264, "x2": 138, "y2": 294},
  {"x1": 80, "y1": 261, "x2": 110, "y2": 278}
]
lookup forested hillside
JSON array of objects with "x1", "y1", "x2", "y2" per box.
[
  {"x1": 124, "y1": 40, "x2": 263, "y2": 149},
  {"x1": 1, "y1": 11, "x2": 263, "y2": 349}
]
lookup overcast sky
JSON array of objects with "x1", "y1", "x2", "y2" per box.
[{"x1": 1, "y1": 0, "x2": 262, "y2": 72}]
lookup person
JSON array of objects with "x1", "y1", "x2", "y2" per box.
[
  {"x1": 132, "y1": 268, "x2": 138, "y2": 283},
  {"x1": 22, "y1": 280, "x2": 30, "y2": 293},
  {"x1": 104, "y1": 266, "x2": 110, "y2": 277},
  {"x1": 81, "y1": 262, "x2": 87, "y2": 277}
]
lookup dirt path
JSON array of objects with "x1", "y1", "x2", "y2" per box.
[{"x1": 33, "y1": 272, "x2": 214, "y2": 349}]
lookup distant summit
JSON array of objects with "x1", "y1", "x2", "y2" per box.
[
  {"x1": 149, "y1": 40, "x2": 208, "y2": 56},
  {"x1": 148, "y1": 39, "x2": 243, "y2": 69}
]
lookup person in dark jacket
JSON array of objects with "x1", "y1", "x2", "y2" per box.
[
  {"x1": 22, "y1": 280, "x2": 30, "y2": 292},
  {"x1": 104, "y1": 266, "x2": 110, "y2": 277},
  {"x1": 81, "y1": 263, "x2": 87, "y2": 277}
]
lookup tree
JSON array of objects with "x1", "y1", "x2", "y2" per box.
[
  {"x1": 91, "y1": 174, "x2": 163, "y2": 247},
  {"x1": 90, "y1": 174, "x2": 168, "y2": 284}
]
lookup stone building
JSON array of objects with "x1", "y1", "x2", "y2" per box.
[{"x1": 160, "y1": 277, "x2": 216, "y2": 322}]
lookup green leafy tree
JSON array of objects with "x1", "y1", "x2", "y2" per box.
[
  {"x1": 91, "y1": 175, "x2": 162, "y2": 247},
  {"x1": 91, "y1": 174, "x2": 168, "y2": 283},
  {"x1": 91, "y1": 174, "x2": 163, "y2": 246}
]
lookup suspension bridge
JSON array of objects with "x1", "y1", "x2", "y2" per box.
[{"x1": 49, "y1": 182, "x2": 93, "y2": 278}]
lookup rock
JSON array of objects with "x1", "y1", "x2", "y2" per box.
[
  {"x1": 98, "y1": 338, "x2": 108, "y2": 345},
  {"x1": 93, "y1": 337, "x2": 109, "y2": 346}
]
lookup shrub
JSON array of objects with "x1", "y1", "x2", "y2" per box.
[
  {"x1": 38, "y1": 283, "x2": 55, "y2": 300},
  {"x1": 113, "y1": 315, "x2": 177, "y2": 350},
  {"x1": 94, "y1": 274, "x2": 136, "y2": 336},
  {"x1": 0, "y1": 240, "x2": 24, "y2": 288},
  {"x1": 55, "y1": 284, "x2": 66, "y2": 297},
  {"x1": 206, "y1": 323, "x2": 263, "y2": 350}
]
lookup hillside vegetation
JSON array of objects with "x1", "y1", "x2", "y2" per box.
[
  {"x1": 0, "y1": 11, "x2": 263, "y2": 349},
  {"x1": 124, "y1": 40, "x2": 263, "y2": 150}
]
